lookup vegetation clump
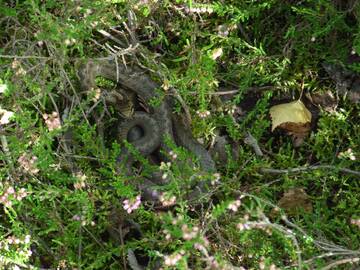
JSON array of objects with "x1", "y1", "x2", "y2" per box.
[{"x1": 0, "y1": 1, "x2": 359, "y2": 269}]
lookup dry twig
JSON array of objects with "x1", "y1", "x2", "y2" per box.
[
  {"x1": 321, "y1": 257, "x2": 359, "y2": 270},
  {"x1": 260, "y1": 165, "x2": 360, "y2": 176}
]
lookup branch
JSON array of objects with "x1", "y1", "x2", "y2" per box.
[
  {"x1": 321, "y1": 257, "x2": 359, "y2": 270},
  {"x1": 0, "y1": 54, "x2": 51, "y2": 59},
  {"x1": 188, "y1": 86, "x2": 276, "y2": 96},
  {"x1": 260, "y1": 165, "x2": 360, "y2": 177}
]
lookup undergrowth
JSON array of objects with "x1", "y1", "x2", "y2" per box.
[{"x1": 0, "y1": 0, "x2": 359, "y2": 269}]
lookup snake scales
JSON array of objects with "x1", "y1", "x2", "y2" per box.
[{"x1": 78, "y1": 58, "x2": 216, "y2": 203}]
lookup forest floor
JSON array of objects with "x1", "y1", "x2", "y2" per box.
[{"x1": 0, "y1": 1, "x2": 359, "y2": 269}]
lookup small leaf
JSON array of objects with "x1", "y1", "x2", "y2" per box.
[{"x1": 269, "y1": 100, "x2": 312, "y2": 131}]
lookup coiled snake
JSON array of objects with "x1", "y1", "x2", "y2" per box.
[{"x1": 78, "y1": 58, "x2": 215, "y2": 203}]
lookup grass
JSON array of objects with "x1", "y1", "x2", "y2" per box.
[{"x1": 0, "y1": 0, "x2": 359, "y2": 269}]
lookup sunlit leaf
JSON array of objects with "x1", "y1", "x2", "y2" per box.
[{"x1": 269, "y1": 100, "x2": 312, "y2": 131}]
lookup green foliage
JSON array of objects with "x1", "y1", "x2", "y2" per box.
[{"x1": 0, "y1": 0, "x2": 359, "y2": 269}]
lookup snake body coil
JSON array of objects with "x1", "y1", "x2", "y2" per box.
[{"x1": 79, "y1": 58, "x2": 216, "y2": 203}]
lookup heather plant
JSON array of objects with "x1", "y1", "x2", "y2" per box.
[{"x1": 0, "y1": 0, "x2": 359, "y2": 269}]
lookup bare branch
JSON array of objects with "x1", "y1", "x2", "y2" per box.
[
  {"x1": 260, "y1": 165, "x2": 360, "y2": 177},
  {"x1": 321, "y1": 257, "x2": 359, "y2": 270}
]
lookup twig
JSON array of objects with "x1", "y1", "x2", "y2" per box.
[
  {"x1": 169, "y1": 89, "x2": 192, "y2": 124},
  {"x1": 61, "y1": 154, "x2": 101, "y2": 161},
  {"x1": 97, "y1": 29, "x2": 127, "y2": 47},
  {"x1": 0, "y1": 54, "x2": 51, "y2": 59},
  {"x1": 105, "y1": 43, "x2": 119, "y2": 54},
  {"x1": 301, "y1": 252, "x2": 360, "y2": 266},
  {"x1": 237, "y1": 23, "x2": 251, "y2": 44},
  {"x1": 260, "y1": 165, "x2": 360, "y2": 176},
  {"x1": 58, "y1": 66, "x2": 90, "y2": 126},
  {"x1": 321, "y1": 257, "x2": 359, "y2": 270},
  {"x1": 0, "y1": 134, "x2": 14, "y2": 171},
  {"x1": 125, "y1": 10, "x2": 138, "y2": 46},
  {"x1": 188, "y1": 85, "x2": 276, "y2": 96}
]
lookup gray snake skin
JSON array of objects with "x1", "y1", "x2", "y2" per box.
[{"x1": 78, "y1": 58, "x2": 215, "y2": 203}]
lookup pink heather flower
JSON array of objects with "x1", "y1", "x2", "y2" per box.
[
  {"x1": 237, "y1": 223, "x2": 252, "y2": 231},
  {"x1": 217, "y1": 24, "x2": 230, "y2": 37},
  {"x1": 7, "y1": 236, "x2": 14, "y2": 244},
  {"x1": 0, "y1": 186, "x2": 27, "y2": 207},
  {"x1": 16, "y1": 188, "x2": 28, "y2": 201},
  {"x1": 350, "y1": 218, "x2": 360, "y2": 229},
  {"x1": 181, "y1": 224, "x2": 200, "y2": 240},
  {"x1": 159, "y1": 193, "x2": 177, "y2": 207},
  {"x1": 227, "y1": 199, "x2": 242, "y2": 212},
  {"x1": 18, "y1": 154, "x2": 39, "y2": 174},
  {"x1": 169, "y1": 151, "x2": 177, "y2": 160},
  {"x1": 24, "y1": 235, "x2": 31, "y2": 244},
  {"x1": 207, "y1": 256, "x2": 219, "y2": 269},
  {"x1": 202, "y1": 236, "x2": 210, "y2": 247},
  {"x1": 0, "y1": 195, "x2": 7, "y2": 203},
  {"x1": 6, "y1": 187, "x2": 15, "y2": 194},
  {"x1": 43, "y1": 111, "x2": 61, "y2": 131},
  {"x1": 194, "y1": 243, "x2": 206, "y2": 252},
  {"x1": 184, "y1": 5, "x2": 213, "y2": 14},
  {"x1": 196, "y1": 110, "x2": 211, "y2": 119},
  {"x1": 123, "y1": 195, "x2": 141, "y2": 214},
  {"x1": 73, "y1": 172, "x2": 87, "y2": 190},
  {"x1": 338, "y1": 148, "x2": 356, "y2": 160},
  {"x1": 164, "y1": 252, "x2": 184, "y2": 266},
  {"x1": 123, "y1": 199, "x2": 129, "y2": 207},
  {"x1": 74, "y1": 181, "x2": 86, "y2": 190},
  {"x1": 4, "y1": 200, "x2": 12, "y2": 207},
  {"x1": 72, "y1": 215, "x2": 81, "y2": 221}
]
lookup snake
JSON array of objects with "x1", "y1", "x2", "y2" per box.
[{"x1": 78, "y1": 58, "x2": 216, "y2": 203}]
